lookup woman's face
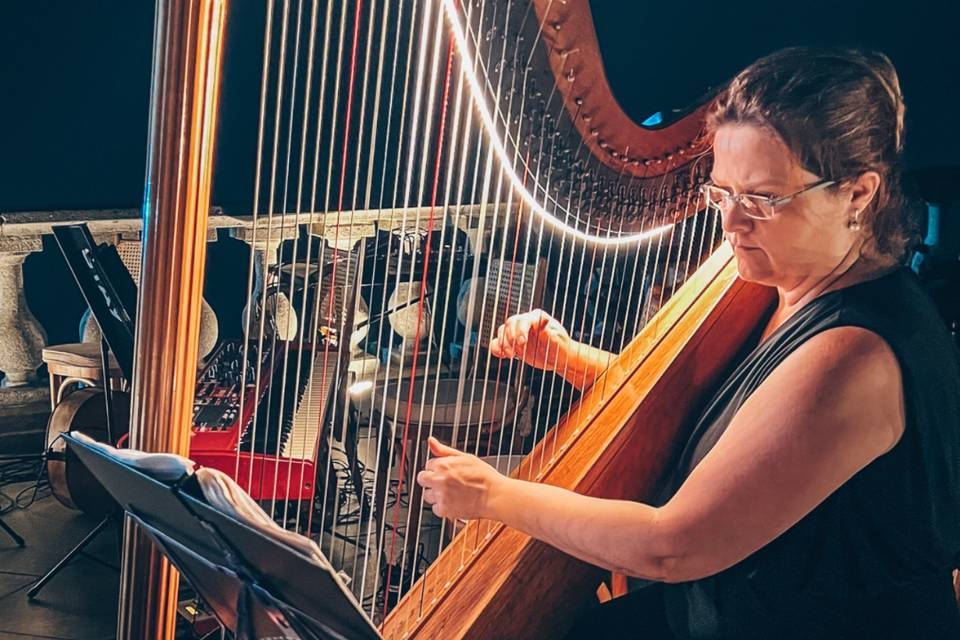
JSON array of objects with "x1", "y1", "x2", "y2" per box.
[{"x1": 711, "y1": 124, "x2": 865, "y2": 290}]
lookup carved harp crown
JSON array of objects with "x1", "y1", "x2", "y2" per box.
[{"x1": 120, "y1": 1, "x2": 773, "y2": 638}]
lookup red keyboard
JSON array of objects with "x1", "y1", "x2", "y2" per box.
[{"x1": 189, "y1": 340, "x2": 340, "y2": 501}]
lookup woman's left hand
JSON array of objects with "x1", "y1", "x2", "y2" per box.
[{"x1": 416, "y1": 437, "x2": 508, "y2": 521}]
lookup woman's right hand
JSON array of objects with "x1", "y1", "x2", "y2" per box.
[{"x1": 489, "y1": 309, "x2": 573, "y2": 373}]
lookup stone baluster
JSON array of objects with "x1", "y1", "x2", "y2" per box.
[
  {"x1": 80, "y1": 231, "x2": 220, "y2": 361},
  {"x1": 0, "y1": 236, "x2": 47, "y2": 387},
  {"x1": 232, "y1": 225, "x2": 298, "y2": 340}
]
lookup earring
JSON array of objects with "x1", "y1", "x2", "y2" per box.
[{"x1": 847, "y1": 209, "x2": 862, "y2": 231}]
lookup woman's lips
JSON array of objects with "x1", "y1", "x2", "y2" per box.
[{"x1": 728, "y1": 237, "x2": 759, "y2": 250}]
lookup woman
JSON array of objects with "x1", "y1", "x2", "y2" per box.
[{"x1": 416, "y1": 47, "x2": 960, "y2": 638}]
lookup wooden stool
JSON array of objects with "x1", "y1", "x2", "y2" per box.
[{"x1": 41, "y1": 343, "x2": 124, "y2": 410}]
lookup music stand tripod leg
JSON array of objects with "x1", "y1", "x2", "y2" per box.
[
  {"x1": 0, "y1": 516, "x2": 25, "y2": 547},
  {"x1": 27, "y1": 514, "x2": 112, "y2": 599}
]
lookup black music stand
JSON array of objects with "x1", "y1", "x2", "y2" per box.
[
  {"x1": 64, "y1": 433, "x2": 381, "y2": 640},
  {"x1": 27, "y1": 225, "x2": 139, "y2": 599}
]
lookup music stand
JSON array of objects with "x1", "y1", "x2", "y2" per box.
[
  {"x1": 27, "y1": 224, "x2": 136, "y2": 599},
  {"x1": 64, "y1": 434, "x2": 381, "y2": 640}
]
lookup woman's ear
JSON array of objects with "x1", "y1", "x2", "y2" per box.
[{"x1": 846, "y1": 170, "x2": 881, "y2": 215}]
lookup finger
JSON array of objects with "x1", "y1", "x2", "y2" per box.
[
  {"x1": 532, "y1": 309, "x2": 553, "y2": 331},
  {"x1": 493, "y1": 325, "x2": 512, "y2": 358},
  {"x1": 507, "y1": 314, "x2": 520, "y2": 341},
  {"x1": 416, "y1": 469, "x2": 435, "y2": 488},
  {"x1": 423, "y1": 488, "x2": 436, "y2": 504},
  {"x1": 508, "y1": 313, "x2": 530, "y2": 345},
  {"x1": 428, "y1": 436, "x2": 461, "y2": 458},
  {"x1": 515, "y1": 317, "x2": 532, "y2": 347},
  {"x1": 490, "y1": 336, "x2": 504, "y2": 358},
  {"x1": 502, "y1": 322, "x2": 516, "y2": 357}
]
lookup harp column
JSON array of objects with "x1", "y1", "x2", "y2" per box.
[{"x1": 116, "y1": 1, "x2": 228, "y2": 639}]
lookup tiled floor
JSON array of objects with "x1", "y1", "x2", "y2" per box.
[{"x1": 0, "y1": 484, "x2": 118, "y2": 640}]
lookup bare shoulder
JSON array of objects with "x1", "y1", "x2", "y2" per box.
[
  {"x1": 660, "y1": 326, "x2": 908, "y2": 579},
  {"x1": 746, "y1": 325, "x2": 906, "y2": 452}
]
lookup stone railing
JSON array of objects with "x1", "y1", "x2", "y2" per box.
[{"x1": 0, "y1": 203, "x2": 496, "y2": 392}]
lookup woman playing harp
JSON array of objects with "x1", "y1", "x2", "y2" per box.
[{"x1": 417, "y1": 47, "x2": 960, "y2": 638}]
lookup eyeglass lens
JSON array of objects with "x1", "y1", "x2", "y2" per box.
[{"x1": 704, "y1": 186, "x2": 774, "y2": 218}]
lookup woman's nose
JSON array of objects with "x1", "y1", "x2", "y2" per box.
[{"x1": 720, "y1": 203, "x2": 754, "y2": 234}]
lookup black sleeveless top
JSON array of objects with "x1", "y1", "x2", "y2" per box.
[{"x1": 661, "y1": 269, "x2": 960, "y2": 639}]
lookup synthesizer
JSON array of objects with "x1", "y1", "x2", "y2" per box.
[{"x1": 190, "y1": 338, "x2": 341, "y2": 501}]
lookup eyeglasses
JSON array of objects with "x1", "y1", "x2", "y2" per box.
[{"x1": 700, "y1": 178, "x2": 836, "y2": 220}]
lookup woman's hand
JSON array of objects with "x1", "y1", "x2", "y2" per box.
[
  {"x1": 416, "y1": 437, "x2": 510, "y2": 521},
  {"x1": 489, "y1": 309, "x2": 573, "y2": 373}
]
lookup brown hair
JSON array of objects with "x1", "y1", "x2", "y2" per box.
[{"x1": 706, "y1": 46, "x2": 921, "y2": 261}]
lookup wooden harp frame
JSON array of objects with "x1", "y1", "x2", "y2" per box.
[{"x1": 117, "y1": 1, "x2": 228, "y2": 638}]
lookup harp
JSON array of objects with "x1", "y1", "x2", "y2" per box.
[{"x1": 119, "y1": 0, "x2": 775, "y2": 638}]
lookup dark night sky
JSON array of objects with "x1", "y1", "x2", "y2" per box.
[{"x1": 1, "y1": 1, "x2": 958, "y2": 213}]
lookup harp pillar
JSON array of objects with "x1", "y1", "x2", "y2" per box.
[{"x1": 116, "y1": 1, "x2": 228, "y2": 638}]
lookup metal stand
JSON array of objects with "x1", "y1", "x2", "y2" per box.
[
  {"x1": 0, "y1": 515, "x2": 25, "y2": 547},
  {"x1": 27, "y1": 514, "x2": 112, "y2": 599},
  {"x1": 28, "y1": 335, "x2": 121, "y2": 600}
]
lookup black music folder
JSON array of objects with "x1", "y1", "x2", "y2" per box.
[{"x1": 63, "y1": 434, "x2": 381, "y2": 640}]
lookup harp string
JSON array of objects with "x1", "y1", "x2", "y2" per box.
[
  {"x1": 447, "y1": 0, "x2": 520, "y2": 571},
  {"x1": 366, "y1": 0, "x2": 428, "y2": 613},
  {"x1": 404, "y1": 71, "x2": 473, "y2": 614},
  {"x1": 524, "y1": 129, "x2": 568, "y2": 484},
  {"x1": 262, "y1": 0, "x2": 292, "y2": 520},
  {"x1": 482, "y1": 0, "x2": 566, "y2": 507},
  {"x1": 393, "y1": 9, "x2": 456, "y2": 578},
  {"x1": 618, "y1": 184, "x2": 655, "y2": 355},
  {"x1": 292, "y1": 0, "x2": 335, "y2": 538},
  {"x1": 529, "y1": 35, "x2": 622, "y2": 470},
  {"x1": 236, "y1": 0, "x2": 277, "y2": 495},
  {"x1": 322, "y1": 0, "x2": 369, "y2": 568},
  {"x1": 459, "y1": 0, "x2": 530, "y2": 555},
  {"x1": 377, "y1": 0, "x2": 447, "y2": 613},
  {"x1": 288, "y1": 0, "x2": 325, "y2": 537},
  {"x1": 343, "y1": 0, "x2": 386, "y2": 587},
  {"x1": 272, "y1": 0, "x2": 307, "y2": 524},
  {"x1": 357, "y1": 0, "x2": 424, "y2": 609},
  {"x1": 462, "y1": 0, "x2": 552, "y2": 556},
  {"x1": 491, "y1": 0, "x2": 554, "y2": 488},
  {"x1": 328, "y1": 0, "x2": 378, "y2": 573},
  {"x1": 416, "y1": 0, "x2": 488, "y2": 574},
  {"x1": 308, "y1": 0, "x2": 350, "y2": 541},
  {"x1": 388, "y1": 33, "x2": 458, "y2": 607},
  {"x1": 246, "y1": 0, "x2": 290, "y2": 505},
  {"x1": 588, "y1": 164, "x2": 643, "y2": 407}
]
